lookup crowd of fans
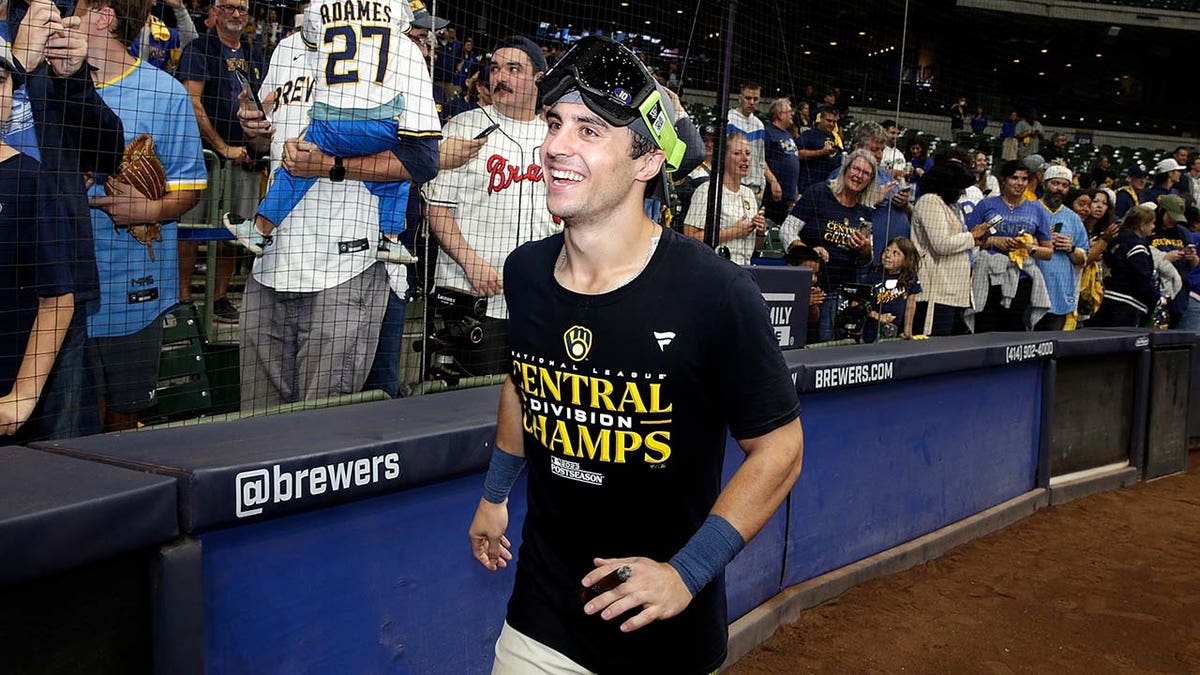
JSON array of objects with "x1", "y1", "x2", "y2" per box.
[
  {"x1": 702, "y1": 81, "x2": 1200, "y2": 343},
  {"x1": 2, "y1": 0, "x2": 1197, "y2": 442}
]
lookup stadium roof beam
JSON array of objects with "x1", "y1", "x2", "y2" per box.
[{"x1": 955, "y1": 0, "x2": 1200, "y2": 32}]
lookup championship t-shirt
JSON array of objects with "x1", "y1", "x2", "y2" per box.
[
  {"x1": 790, "y1": 184, "x2": 873, "y2": 288},
  {"x1": 503, "y1": 228, "x2": 800, "y2": 674}
]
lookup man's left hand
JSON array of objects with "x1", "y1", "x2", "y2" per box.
[
  {"x1": 282, "y1": 138, "x2": 330, "y2": 178},
  {"x1": 90, "y1": 179, "x2": 160, "y2": 225},
  {"x1": 768, "y1": 180, "x2": 782, "y2": 201},
  {"x1": 581, "y1": 557, "x2": 694, "y2": 633}
]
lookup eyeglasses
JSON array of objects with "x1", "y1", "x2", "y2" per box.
[
  {"x1": 217, "y1": 5, "x2": 249, "y2": 14},
  {"x1": 538, "y1": 35, "x2": 684, "y2": 171}
]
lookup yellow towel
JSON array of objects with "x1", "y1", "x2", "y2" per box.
[
  {"x1": 1007, "y1": 232, "x2": 1035, "y2": 268},
  {"x1": 148, "y1": 16, "x2": 171, "y2": 42}
]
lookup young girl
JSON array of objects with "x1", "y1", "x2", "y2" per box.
[
  {"x1": 0, "y1": 56, "x2": 76, "y2": 437},
  {"x1": 866, "y1": 237, "x2": 922, "y2": 341}
]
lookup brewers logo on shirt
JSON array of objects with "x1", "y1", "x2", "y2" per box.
[{"x1": 564, "y1": 325, "x2": 592, "y2": 361}]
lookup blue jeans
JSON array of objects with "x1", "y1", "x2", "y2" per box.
[
  {"x1": 1177, "y1": 295, "x2": 1200, "y2": 333},
  {"x1": 817, "y1": 291, "x2": 840, "y2": 343},
  {"x1": 364, "y1": 289, "x2": 409, "y2": 398}
]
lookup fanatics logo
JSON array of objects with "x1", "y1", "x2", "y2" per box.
[
  {"x1": 563, "y1": 325, "x2": 593, "y2": 361},
  {"x1": 653, "y1": 331, "x2": 676, "y2": 351}
]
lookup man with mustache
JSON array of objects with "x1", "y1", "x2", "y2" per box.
[
  {"x1": 424, "y1": 35, "x2": 558, "y2": 377},
  {"x1": 1034, "y1": 165, "x2": 1089, "y2": 330}
]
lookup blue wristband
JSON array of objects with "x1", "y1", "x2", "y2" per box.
[
  {"x1": 482, "y1": 445, "x2": 525, "y2": 504},
  {"x1": 668, "y1": 514, "x2": 746, "y2": 596}
]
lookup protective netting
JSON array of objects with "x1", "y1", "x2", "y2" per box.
[{"x1": 1, "y1": 0, "x2": 1197, "y2": 436}]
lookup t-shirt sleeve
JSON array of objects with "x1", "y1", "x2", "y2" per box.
[
  {"x1": 177, "y1": 40, "x2": 209, "y2": 83},
  {"x1": 161, "y1": 81, "x2": 209, "y2": 192},
  {"x1": 714, "y1": 271, "x2": 800, "y2": 440},
  {"x1": 424, "y1": 114, "x2": 476, "y2": 207},
  {"x1": 1033, "y1": 207, "x2": 1053, "y2": 241},
  {"x1": 33, "y1": 168, "x2": 74, "y2": 298}
]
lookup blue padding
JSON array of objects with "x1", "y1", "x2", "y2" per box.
[
  {"x1": 721, "y1": 437, "x2": 787, "y2": 621},
  {"x1": 782, "y1": 364, "x2": 1041, "y2": 587},
  {"x1": 176, "y1": 227, "x2": 235, "y2": 242},
  {"x1": 0, "y1": 446, "x2": 178, "y2": 585},
  {"x1": 1051, "y1": 328, "x2": 1149, "y2": 358},
  {"x1": 35, "y1": 386, "x2": 503, "y2": 533},
  {"x1": 1090, "y1": 327, "x2": 1198, "y2": 348},
  {"x1": 201, "y1": 471, "x2": 527, "y2": 674},
  {"x1": 788, "y1": 332, "x2": 1057, "y2": 393}
]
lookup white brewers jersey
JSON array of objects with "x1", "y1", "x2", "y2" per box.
[
  {"x1": 307, "y1": 0, "x2": 439, "y2": 136},
  {"x1": 425, "y1": 106, "x2": 561, "y2": 319},
  {"x1": 254, "y1": 32, "x2": 400, "y2": 295},
  {"x1": 683, "y1": 183, "x2": 759, "y2": 266}
]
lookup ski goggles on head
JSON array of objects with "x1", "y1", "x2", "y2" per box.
[{"x1": 539, "y1": 35, "x2": 685, "y2": 172}]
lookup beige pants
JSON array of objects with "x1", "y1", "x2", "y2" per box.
[{"x1": 492, "y1": 622, "x2": 596, "y2": 675}]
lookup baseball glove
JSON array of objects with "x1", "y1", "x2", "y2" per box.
[{"x1": 108, "y1": 134, "x2": 168, "y2": 260}]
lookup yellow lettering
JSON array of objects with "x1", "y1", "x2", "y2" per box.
[
  {"x1": 548, "y1": 419, "x2": 575, "y2": 457},
  {"x1": 538, "y1": 367, "x2": 561, "y2": 402},
  {"x1": 562, "y1": 372, "x2": 584, "y2": 405},
  {"x1": 518, "y1": 362, "x2": 539, "y2": 397},
  {"x1": 523, "y1": 411, "x2": 545, "y2": 440},
  {"x1": 618, "y1": 382, "x2": 646, "y2": 413},
  {"x1": 644, "y1": 430, "x2": 672, "y2": 464},
  {"x1": 590, "y1": 377, "x2": 615, "y2": 411},
  {"x1": 613, "y1": 430, "x2": 642, "y2": 463},
  {"x1": 577, "y1": 426, "x2": 611, "y2": 462},
  {"x1": 647, "y1": 383, "x2": 671, "y2": 413}
]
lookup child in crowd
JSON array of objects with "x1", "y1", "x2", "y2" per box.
[
  {"x1": 225, "y1": 0, "x2": 441, "y2": 263},
  {"x1": 0, "y1": 54, "x2": 75, "y2": 437},
  {"x1": 865, "y1": 236, "x2": 921, "y2": 341},
  {"x1": 786, "y1": 243, "x2": 827, "y2": 345}
]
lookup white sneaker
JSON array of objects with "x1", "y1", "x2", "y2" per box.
[
  {"x1": 223, "y1": 214, "x2": 271, "y2": 256},
  {"x1": 376, "y1": 236, "x2": 418, "y2": 264}
]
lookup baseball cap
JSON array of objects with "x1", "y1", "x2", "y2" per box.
[
  {"x1": 1154, "y1": 158, "x2": 1186, "y2": 174},
  {"x1": 1043, "y1": 165, "x2": 1073, "y2": 183},
  {"x1": 700, "y1": 123, "x2": 718, "y2": 138},
  {"x1": 1127, "y1": 163, "x2": 1150, "y2": 178},
  {"x1": 1158, "y1": 194, "x2": 1186, "y2": 222},
  {"x1": 492, "y1": 35, "x2": 548, "y2": 74},
  {"x1": 1022, "y1": 154, "x2": 1047, "y2": 174},
  {"x1": 410, "y1": 0, "x2": 449, "y2": 30}
]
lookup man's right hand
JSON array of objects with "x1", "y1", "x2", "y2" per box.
[
  {"x1": 237, "y1": 90, "x2": 276, "y2": 139},
  {"x1": 219, "y1": 144, "x2": 252, "y2": 167},
  {"x1": 13, "y1": 0, "x2": 61, "y2": 70},
  {"x1": 466, "y1": 259, "x2": 503, "y2": 297},
  {"x1": 440, "y1": 135, "x2": 487, "y2": 171},
  {"x1": 468, "y1": 498, "x2": 512, "y2": 571}
]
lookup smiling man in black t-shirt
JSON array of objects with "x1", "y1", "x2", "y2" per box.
[{"x1": 466, "y1": 36, "x2": 804, "y2": 674}]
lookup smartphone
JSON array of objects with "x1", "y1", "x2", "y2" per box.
[
  {"x1": 898, "y1": 184, "x2": 915, "y2": 196},
  {"x1": 857, "y1": 219, "x2": 873, "y2": 236},
  {"x1": 1052, "y1": 223, "x2": 1063, "y2": 234},
  {"x1": 234, "y1": 67, "x2": 269, "y2": 122},
  {"x1": 474, "y1": 123, "x2": 501, "y2": 139}
]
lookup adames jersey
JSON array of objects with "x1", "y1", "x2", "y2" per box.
[
  {"x1": 307, "y1": 0, "x2": 439, "y2": 136},
  {"x1": 502, "y1": 228, "x2": 801, "y2": 674}
]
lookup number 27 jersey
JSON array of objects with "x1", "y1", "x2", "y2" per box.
[{"x1": 307, "y1": 0, "x2": 439, "y2": 133}]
